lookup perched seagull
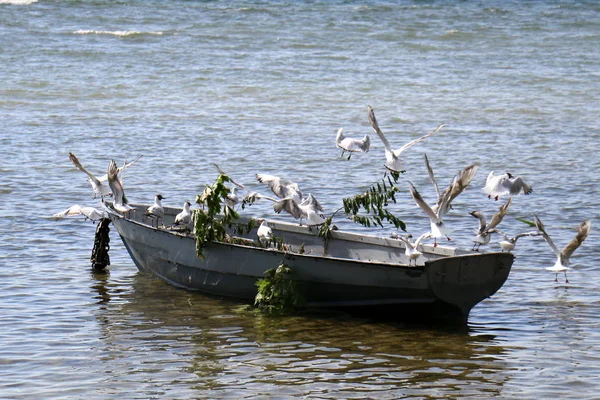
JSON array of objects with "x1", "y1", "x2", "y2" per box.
[
  {"x1": 173, "y1": 201, "x2": 193, "y2": 230},
  {"x1": 484, "y1": 171, "x2": 532, "y2": 201},
  {"x1": 335, "y1": 128, "x2": 370, "y2": 160},
  {"x1": 367, "y1": 105, "x2": 444, "y2": 173},
  {"x1": 69, "y1": 152, "x2": 142, "y2": 198},
  {"x1": 51, "y1": 204, "x2": 105, "y2": 223},
  {"x1": 409, "y1": 163, "x2": 480, "y2": 247},
  {"x1": 273, "y1": 193, "x2": 326, "y2": 226},
  {"x1": 106, "y1": 159, "x2": 134, "y2": 215},
  {"x1": 497, "y1": 230, "x2": 540, "y2": 252},
  {"x1": 394, "y1": 233, "x2": 431, "y2": 266},
  {"x1": 256, "y1": 174, "x2": 303, "y2": 204},
  {"x1": 225, "y1": 187, "x2": 241, "y2": 209},
  {"x1": 469, "y1": 197, "x2": 513, "y2": 251},
  {"x1": 257, "y1": 220, "x2": 273, "y2": 243},
  {"x1": 145, "y1": 194, "x2": 165, "y2": 226},
  {"x1": 534, "y1": 216, "x2": 591, "y2": 283}
]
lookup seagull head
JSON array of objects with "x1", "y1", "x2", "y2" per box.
[
  {"x1": 506, "y1": 172, "x2": 513, "y2": 179},
  {"x1": 157, "y1": 194, "x2": 165, "y2": 200}
]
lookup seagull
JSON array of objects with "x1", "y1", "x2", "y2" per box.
[
  {"x1": 469, "y1": 197, "x2": 512, "y2": 251},
  {"x1": 225, "y1": 187, "x2": 241, "y2": 209},
  {"x1": 534, "y1": 216, "x2": 591, "y2": 283},
  {"x1": 409, "y1": 162, "x2": 480, "y2": 247},
  {"x1": 273, "y1": 193, "x2": 326, "y2": 226},
  {"x1": 335, "y1": 128, "x2": 370, "y2": 160},
  {"x1": 242, "y1": 191, "x2": 278, "y2": 204},
  {"x1": 484, "y1": 171, "x2": 532, "y2": 201},
  {"x1": 173, "y1": 201, "x2": 193, "y2": 230},
  {"x1": 367, "y1": 105, "x2": 444, "y2": 173},
  {"x1": 497, "y1": 230, "x2": 540, "y2": 252},
  {"x1": 106, "y1": 159, "x2": 134, "y2": 215},
  {"x1": 51, "y1": 204, "x2": 105, "y2": 222},
  {"x1": 393, "y1": 232, "x2": 431, "y2": 266},
  {"x1": 257, "y1": 220, "x2": 273, "y2": 243},
  {"x1": 69, "y1": 152, "x2": 142, "y2": 198},
  {"x1": 145, "y1": 194, "x2": 165, "y2": 226},
  {"x1": 256, "y1": 174, "x2": 303, "y2": 204}
]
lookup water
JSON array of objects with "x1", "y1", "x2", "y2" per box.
[{"x1": 1, "y1": 0, "x2": 599, "y2": 398}]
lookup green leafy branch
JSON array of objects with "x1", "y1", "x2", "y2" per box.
[
  {"x1": 193, "y1": 174, "x2": 240, "y2": 259},
  {"x1": 254, "y1": 262, "x2": 304, "y2": 315}
]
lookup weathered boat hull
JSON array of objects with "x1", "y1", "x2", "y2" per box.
[{"x1": 108, "y1": 207, "x2": 514, "y2": 323}]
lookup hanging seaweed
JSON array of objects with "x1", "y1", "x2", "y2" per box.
[
  {"x1": 254, "y1": 262, "x2": 304, "y2": 315},
  {"x1": 193, "y1": 174, "x2": 240, "y2": 259}
]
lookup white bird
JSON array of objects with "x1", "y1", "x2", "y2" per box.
[
  {"x1": 145, "y1": 194, "x2": 165, "y2": 226},
  {"x1": 534, "y1": 216, "x2": 591, "y2": 283},
  {"x1": 225, "y1": 187, "x2": 241, "y2": 209},
  {"x1": 335, "y1": 128, "x2": 370, "y2": 160},
  {"x1": 367, "y1": 105, "x2": 444, "y2": 173},
  {"x1": 497, "y1": 230, "x2": 540, "y2": 252},
  {"x1": 106, "y1": 159, "x2": 134, "y2": 214},
  {"x1": 69, "y1": 152, "x2": 142, "y2": 198},
  {"x1": 484, "y1": 171, "x2": 532, "y2": 201},
  {"x1": 469, "y1": 197, "x2": 512, "y2": 251},
  {"x1": 257, "y1": 220, "x2": 273, "y2": 243},
  {"x1": 409, "y1": 162, "x2": 480, "y2": 247},
  {"x1": 51, "y1": 204, "x2": 105, "y2": 222},
  {"x1": 273, "y1": 193, "x2": 326, "y2": 226},
  {"x1": 256, "y1": 174, "x2": 303, "y2": 204},
  {"x1": 173, "y1": 201, "x2": 193, "y2": 230},
  {"x1": 394, "y1": 233, "x2": 431, "y2": 266},
  {"x1": 242, "y1": 191, "x2": 278, "y2": 204}
]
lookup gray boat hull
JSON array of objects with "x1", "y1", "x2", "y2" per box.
[{"x1": 108, "y1": 207, "x2": 514, "y2": 322}]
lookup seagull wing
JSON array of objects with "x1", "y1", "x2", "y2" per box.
[
  {"x1": 273, "y1": 197, "x2": 303, "y2": 219},
  {"x1": 335, "y1": 128, "x2": 345, "y2": 146},
  {"x1": 107, "y1": 159, "x2": 127, "y2": 206},
  {"x1": 487, "y1": 196, "x2": 513, "y2": 230},
  {"x1": 470, "y1": 211, "x2": 487, "y2": 234},
  {"x1": 394, "y1": 123, "x2": 444, "y2": 156},
  {"x1": 367, "y1": 105, "x2": 395, "y2": 163},
  {"x1": 424, "y1": 153, "x2": 440, "y2": 201},
  {"x1": 409, "y1": 183, "x2": 440, "y2": 223},
  {"x1": 512, "y1": 230, "x2": 540, "y2": 243},
  {"x1": 507, "y1": 176, "x2": 532, "y2": 195},
  {"x1": 51, "y1": 204, "x2": 83, "y2": 220},
  {"x1": 436, "y1": 162, "x2": 480, "y2": 217},
  {"x1": 534, "y1": 215, "x2": 561, "y2": 258},
  {"x1": 413, "y1": 232, "x2": 431, "y2": 248},
  {"x1": 304, "y1": 193, "x2": 324, "y2": 212},
  {"x1": 561, "y1": 220, "x2": 591, "y2": 260},
  {"x1": 256, "y1": 174, "x2": 292, "y2": 198},
  {"x1": 69, "y1": 152, "x2": 103, "y2": 187}
]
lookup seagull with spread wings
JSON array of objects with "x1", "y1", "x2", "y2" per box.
[
  {"x1": 335, "y1": 128, "x2": 370, "y2": 160},
  {"x1": 393, "y1": 233, "x2": 431, "y2": 266},
  {"x1": 469, "y1": 197, "x2": 512, "y2": 251},
  {"x1": 497, "y1": 230, "x2": 540, "y2": 252},
  {"x1": 484, "y1": 171, "x2": 532, "y2": 201},
  {"x1": 409, "y1": 162, "x2": 480, "y2": 247},
  {"x1": 367, "y1": 105, "x2": 444, "y2": 174},
  {"x1": 273, "y1": 193, "x2": 326, "y2": 226},
  {"x1": 256, "y1": 173, "x2": 303, "y2": 204},
  {"x1": 106, "y1": 159, "x2": 134, "y2": 215},
  {"x1": 51, "y1": 204, "x2": 105, "y2": 223},
  {"x1": 534, "y1": 216, "x2": 591, "y2": 283}
]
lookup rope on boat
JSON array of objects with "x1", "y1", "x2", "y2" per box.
[{"x1": 90, "y1": 217, "x2": 111, "y2": 270}]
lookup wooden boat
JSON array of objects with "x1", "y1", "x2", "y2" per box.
[{"x1": 106, "y1": 204, "x2": 514, "y2": 323}]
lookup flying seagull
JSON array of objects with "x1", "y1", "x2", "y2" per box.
[
  {"x1": 51, "y1": 204, "x2": 105, "y2": 223},
  {"x1": 469, "y1": 197, "x2": 512, "y2": 251},
  {"x1": 409, "y1": 162, "x2": 480, "y2": 247},
  {"x1": 497, "y1": 230, "x2": 540, "y2": 252},
  {"x1": 69, "y1": 152, "x2": 142, "y2": 198},
  {"x1": 273, "y1": 193, "x2": 326, "y2": 226},
  {"x1": 256, "y1": 174, "x2": 303, "y2": 204},
  {"x1": 484, "y1": 171, "x2": 532, "y2": 200},
  {"x1": 534, "y1": 216, "x2": 591, "y2": 283},
  {"x1": 335, "y1": 128, "x2": 370, "y2": 160},
  {"x1": 106, "y1": 159, "x2": 134, "y2": 215},
  {"x1": 367, "y1": 105, "x2": 444, "y2": 173}
]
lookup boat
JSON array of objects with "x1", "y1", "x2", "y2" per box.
[{"x1": 106, "y1": 204, "x2": 514, "y2": 323}]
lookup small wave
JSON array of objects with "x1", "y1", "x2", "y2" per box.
[
  {"x1": 73, "y1": 30, "x2": 163, "y2": 37},
  {"x1": 0, "y1": 0, "x2": 37, "y2": 4}
]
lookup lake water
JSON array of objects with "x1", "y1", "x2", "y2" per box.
[{"x1": 1, "y1": 0, "x2": 599, "y2": 398}]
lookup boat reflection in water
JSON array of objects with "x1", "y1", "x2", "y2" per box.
[{"x1": 89, "y1": 272, "x2": 510, "y2": 398}]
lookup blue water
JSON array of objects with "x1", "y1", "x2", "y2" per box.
[{"x1": 1, "y1": 1, "x2": 599, "y2": 398}]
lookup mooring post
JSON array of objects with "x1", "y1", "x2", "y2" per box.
[{"x1": 90, "y1": 217, "x2": 111, "y2": 270}]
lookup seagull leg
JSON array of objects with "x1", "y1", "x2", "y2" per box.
[
  {"x1": 564, "y1": 272, "x2": 569, "y2": 284},
  {"x1": 340, "y1": 150, "x2": 345, "y2": 159},
  {"x1": 554, "y1": 274, "x2": 558, "y2": 283},
  {"x1": 488, "y1": 194, "x2": 491, "y2": 199},
  {"x1": 347, "y1": 154, "x2": 352, "y2": 160},
  {"x1": 495, "y1": 196, "x2": 499, "y2": 201}
]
